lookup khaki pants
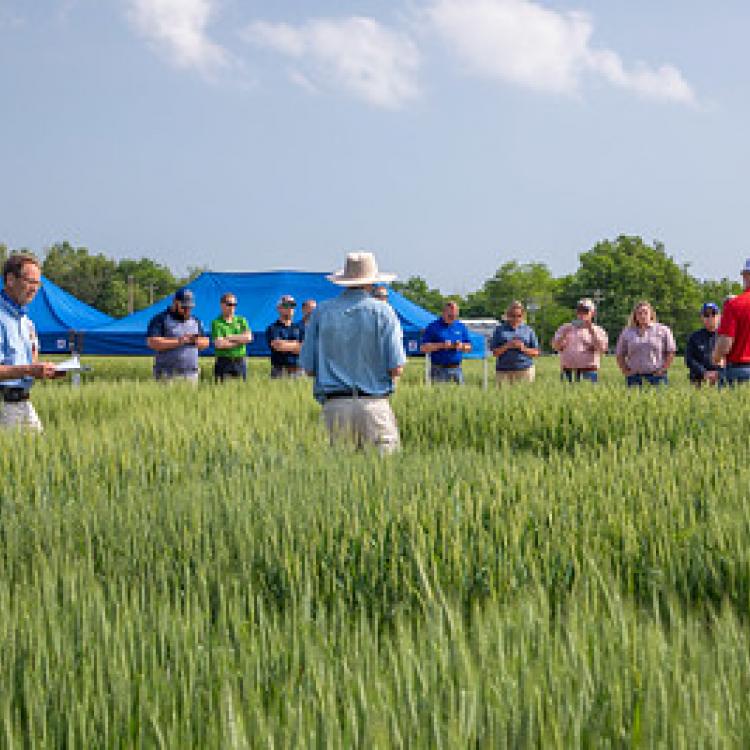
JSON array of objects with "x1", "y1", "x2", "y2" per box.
[
  {"x1": 0, "y1": 401, "x2": 43, "y2": 432},
  {"x1": 322, "y1": 397, "x2": 400, "y2": 455},
  {"x1": 496, "y1": 367, "x2": 535, "y2": 386}
]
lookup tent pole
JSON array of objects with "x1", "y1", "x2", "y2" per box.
[
  {"x1": 483, "y1": 352, "x2": 488, "y2": 391},
  {"x1": 425, "y1": 352, "x2": 431, "y2": 386}
]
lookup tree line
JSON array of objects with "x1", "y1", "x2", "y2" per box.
[
  {"x1": 1, "y1": 235, "x2": 741, "y2": 349},
  {"x1": 394, "y1": 236, "x2": 740, "y2": 350},
  {"x1": 0, "y1": 241, "x2": 202, "y2": 318}
]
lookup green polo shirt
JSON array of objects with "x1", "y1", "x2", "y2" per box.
[{"x1": 211, "y1": 315, "x2": 250, "y2": 358}]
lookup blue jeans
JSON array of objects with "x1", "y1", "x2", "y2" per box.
[
  {"x1": 561, "y1": 369, "x2": 598, "y2": 383},
  {"x1": 431, "y1": 366, "x2": 464, "y2": 384},
  {"x1": 722, "y1": 365, "x2": 750, "y2": 386},
  {"x1": 626, "y1": 373, "x2": 668, "y2": 388}
]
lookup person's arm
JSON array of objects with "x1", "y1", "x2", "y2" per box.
[
  {"x1": 147, "y1": 336, "x2": 191, "y2": 352},
  {"x1": 383, "y1": 308, "x2": 407, "y2": 379},
  {"x1": 225, "y1": 331, "x2": 253, "y2": 345},
  {"x1": 590, "y1": 325, "x2": 608, "y2": 353},
  {"x1": 271, "y1": 340, "x2": 301, "y2": 353},
  {"x1": 713, "y1": 335, "x2": 732, "y2": 366},
  {"x1": 419, "y1": 324, "x2": 445, "y2": 354},
  {"x1": 299, "y1": 315, "x2": 318, "y2": 376},
  {"x1": 551, "y1": 324, "x2": 569, "y2": 352},
  {"x1": 0, "y1": 362, "x2": 59, "y2": 381},
  {"x1": 684, "y1": 334, "x2": 705, "y2": 378},
  {"x1": 615, "y1": 331, "x2": 630, "y2": 374},
  {"x1": 655, "y1": 328, "x2": 677, "y2": 374},
  {"x1": 522, "y1": 329, "x2": 540, "y2": 358}
]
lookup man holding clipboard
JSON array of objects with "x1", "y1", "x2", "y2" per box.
[{"x1": 0, "y1": 254, "x2": 62, "y2": 431}]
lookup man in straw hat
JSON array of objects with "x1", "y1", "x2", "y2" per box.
[{"x1": 300, "y1": 252, "x2": 406, "y2": 454}]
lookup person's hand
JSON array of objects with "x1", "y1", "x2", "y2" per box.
[
  {"x1": 215, "y1": 336, "x2": 228, "y2": 349},
  {"x1": 705, "y1": 370, "x2": 719, "y2": 384},
  {"x1": 30, "y1": 362, "x2": 59, "y2": 379},
  {"x1": 509, "y1": 339, "x2": 524, "y2": 349}
]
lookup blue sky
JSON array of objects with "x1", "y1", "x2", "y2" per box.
[{"x1": 1, "y1": 0, "x2": 748, "y2": 293}]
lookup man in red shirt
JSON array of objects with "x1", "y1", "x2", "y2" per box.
[{"x1": 713, "y1": 259, "x2": 750, "y2": 383}]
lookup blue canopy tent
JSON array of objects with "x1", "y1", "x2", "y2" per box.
[
  {"x1": 84, "y1": 271, "x2": 486, "y2": 357},
  {"x1": 28, "y1": 276, "x2": 114, "y2": 353}
]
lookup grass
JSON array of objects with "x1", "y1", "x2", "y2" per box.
[{"x1": 1, "y1": 355, "x2": 748, "y2": 746}]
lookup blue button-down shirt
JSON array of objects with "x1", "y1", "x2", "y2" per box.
[
  {"x1": 299, "y1": 288, "x2": 406, "y2": 403},
  {"x1": 0, "y1": 290, "x2": 35, "y2": 389},
  {"x1": 489, "y1": 322, "x2": 539, "y2": 371}
]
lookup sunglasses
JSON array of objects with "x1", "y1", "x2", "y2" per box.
[
  {"x1": 703, "y1": 311, "x2": 718, "y2": 317},
  {"x1": 223, "y1": 301, "x2": 237, "y2": 307}
]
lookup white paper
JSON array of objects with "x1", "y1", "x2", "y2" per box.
[{"x1": 54, "y1": 356, "x2": 82, "y2": 373}]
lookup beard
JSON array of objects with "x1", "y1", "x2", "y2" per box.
[{"x1": 173, "y1": 308, "x2": 191, "y2": 321}]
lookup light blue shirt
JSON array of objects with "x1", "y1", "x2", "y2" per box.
[
  {"x1": 0, "y1": 290, "x2": 35, "y2": 389},
  {"x1": 300, "y1": 288, "x2": 406, "y2": 403}
]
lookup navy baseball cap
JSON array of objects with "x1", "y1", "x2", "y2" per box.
[
  {"x1": 174, "y1": 288, "x2": 196, "y2": 307},
  {"x1": 701, "y1": 302, "x2": 719, "y2": 315}
]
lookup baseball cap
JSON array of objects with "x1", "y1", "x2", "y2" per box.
[
  {"x1": 577, "y1": 297, "x2": 595, "y2": 311},
  {"x1": 701, "y1": 302, "x2": 719, "y2": 315},
  {"x1": 174, "y1": 288, "x2": 195, "y2": 307},
  {"x1": 278, "y1": 294, "x2": 296, "y2": 307}
]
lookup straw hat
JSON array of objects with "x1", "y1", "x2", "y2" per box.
[{"x1": 327, "y1": 252, "x2": 397, "y2": 287}]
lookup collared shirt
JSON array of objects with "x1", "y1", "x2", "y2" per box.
[
  {"x1": 552, "y1": 322, "x2": 608, "y2": 370},
  {"x1": 615, "y1": 324, "x2": 676, "y2": 374},
  {"x1": 146, "y1": 309, "x2": 205, "y2": 374},
  {"x1": 0, "y1": 290, "x2": 34, "y2": 389},
  {"x1": 211, "y1": 315, "x2": 250, "y2": 359},
  {"x1": 685, "y1": 328, "x2": 719, "y2": 381},
  {"x1": 265, "y1": 319, "x2": 303, "y2": 368},
  {"x1": 299, "y1": 288, "x2": 406, "y2": 403},
  {"x1": 489, "y1": 322, "x2": 539, "y2": 371},
  {"x1": 718, "y1": 290, "x2": 750, "y2": 364},
  {"x1": 421, "y1": 318, "x2": 471, "y2": 366}
]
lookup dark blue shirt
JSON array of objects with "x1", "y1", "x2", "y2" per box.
[
  {"x1": 685, "y1": 328, "x2": 719, "y2": 381},
  {"x1": 489, "y1": 322, "x2": 539, "y2": 371},
  {"x1": 146, "y1": 309, "x2": 205, "y2": 375},
  {"x1": 422, "y1": 318, "x2": 471, "y2": 366},
  {"x1": 265, "y1": 320, "x2": 304, "y2": 367}
]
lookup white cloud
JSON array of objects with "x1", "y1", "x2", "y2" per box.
[
  {"x1": 427, "y1": 0, "x2": 696, "y2": 105},
  {"x1": 127, "y1": 0, "x2": 229, "y2": 73},
  {"x1": 244, "y1": 17, "x2": 421, "y2": 109}
]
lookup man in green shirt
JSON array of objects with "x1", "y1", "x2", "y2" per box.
[{"x1": 211, "y1": 293, "x2": 253, "y2": 381}]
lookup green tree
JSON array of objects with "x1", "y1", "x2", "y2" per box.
[
  {"x1": 464, "y1": 261, "x2": 570, "y2": 349},
  {"x1": 42, "y1": 241, "x2": 119, "y2": 314},
  {"x1": 115, "y1": 258, "x2": 181, "y2": 315},
  {"x1": 391, "y1": 276, "x2": 447, "y2": 314},
  {"x1": 563, "y1": 236, "x2": 702, "y2": 349}
]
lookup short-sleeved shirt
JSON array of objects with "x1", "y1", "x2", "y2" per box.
[
  {"x1": 552, "y1": 322, "x2": 608, "y2": 370},
  {"x1": 146, "y1": 309, "x2": 205, "y2": 375},
  {"x1": 717, "y1": 290, "x2": 750, "y2": 364},
  {"x1": 211, "y1": 315, "x2": 250, "y2": 358},
  {"x1": 299, "y1": 288, "x2": 406, "y2": 404},
  {"x1": 615, "y1": 324, "x2": 676, "y2": 374},
  {"x1": 265, "y1": 320, "x2": 303, "y2": 368},
  {"x1": 0, "y1": 290, "x2": 34, "y2": 390},
  {"x1": 489, "y1": 322, "x2": 539, "y2": 371},
  {"x1": 421, "y1": 318, "x2": 472, "y2": 366}
]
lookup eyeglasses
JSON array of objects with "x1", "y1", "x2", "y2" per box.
[
  {"x1": 703, "y1": 311, "x2": 718, "y2": 317},
  {"x1": 576, "y1": 307, "x2": 591, "y2": 313},
  {"x1": 223, "y1": 301, "x2": 237, "y2": 307},
  {"x1": 16, "y1": 274, "x2": 41, "y2": 286},
  {"x1": 281, "y1": 303, "x2": 296, "y2": 309}
]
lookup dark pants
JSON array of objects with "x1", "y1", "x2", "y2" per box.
[
  {"x1": 271, "y1": 366, "x2": 303, "y2": 379},
  {"x1": 561, "y1": 369, "x2": 598, "y2": 383},
  {"x1": 722, "y1": 365, "x2": 750, "y2": 386},
  {"x1": 626, "y1": 373, "x2": 668, "y2": 388},
  {"x1": 431, "y1": 366, "x2": 464, "y2": 384},
  {"x1": 214, "y1": 357, "x2": 247, "y2": 382}
]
